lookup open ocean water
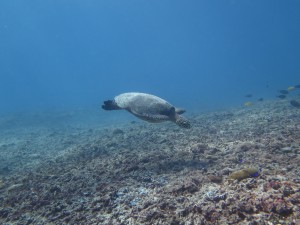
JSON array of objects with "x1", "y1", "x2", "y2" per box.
[{"x1": 0, "y1": 1, "x2": 300, "y2": 224}]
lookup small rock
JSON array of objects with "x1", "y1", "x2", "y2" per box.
[
  {"x1": 7, "y1": 183, "x2": 23, "y2": 192},
  {"x1": 191, "y1": 143, "x2": 207, "y2": 154},
  {"x1": 207, "y1": 175, "x2": 223, "y2": 184},
  {"x1": 165, "y1": 178, "x2": 200, "y2": 194},
  {"x1": 0, "y1": 179, "x2": 4, "y2": 189},
  {"x1": 112, "y1": 129, "x2": 124, "y2": 135},
  {"x1": 281, "y1": 146, "x2": 293, "y2": 153}
]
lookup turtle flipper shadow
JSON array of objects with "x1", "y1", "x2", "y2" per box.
[{"x1": 135, "y1": 112, "x2": 169, "y2": 123}]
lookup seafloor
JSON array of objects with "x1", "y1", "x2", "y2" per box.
[{"x1": 0, "y1": 99, "x2": 300, "y2": 225}]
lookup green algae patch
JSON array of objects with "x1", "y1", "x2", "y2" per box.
[{"x1": 228, "y1": 168, "x2": 259, "y2": 181}]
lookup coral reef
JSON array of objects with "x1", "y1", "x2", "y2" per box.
[{"x1": 0, "y1": 99, "x2": 300, "y2": 224}]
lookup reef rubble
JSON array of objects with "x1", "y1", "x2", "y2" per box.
[{"x1": 0, "y1": 100, "x2": 300, "y2": 224}]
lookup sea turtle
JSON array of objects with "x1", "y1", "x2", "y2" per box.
[{"x1": 102, "y1": 92, "x2": 191, "y2": 128}]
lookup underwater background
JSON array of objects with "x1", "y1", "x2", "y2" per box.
[
  {"x1": 1, "y1": 1, "x2": 300, "y2": 225},
  {"x1": 1, "y1": 0, "x2": 300, "y2": 115}
]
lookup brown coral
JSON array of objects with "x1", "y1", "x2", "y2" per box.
[{"x1": 228, "y1": 168, "x2": 259, "y2": 181}]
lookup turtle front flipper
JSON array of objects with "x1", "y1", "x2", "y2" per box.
[{"x1": 102, "y1": 100, "x2": 122, "y2": 110}]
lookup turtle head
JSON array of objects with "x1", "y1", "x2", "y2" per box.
[
  {"x1": 102, "y1": 100, "x2": 121, "y2": 110},
  {"x1": 175, "y1": 115, "x2": 191, "y2": 129}
]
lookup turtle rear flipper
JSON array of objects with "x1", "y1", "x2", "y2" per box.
[
  {"x1": 175, "y1": 115, "x2": 191, "y2": 128},
  {"x1": 175, "y1": 108, "x2": 186, "y2": 114},
  {"x1": 102, "y1": 100, "x2": 121, "y2": 110}
]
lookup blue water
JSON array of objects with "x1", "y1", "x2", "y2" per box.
[{"x1": 1, "y1": 0, "x2": 300, "y2": 114}]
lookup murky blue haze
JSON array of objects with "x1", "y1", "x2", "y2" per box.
[
  {"x1": 2, "y1": 2, "x2": 300, "y2": 224},
  {"x1": 0, "y1": 0, "x2": 300, "y2": 116}
]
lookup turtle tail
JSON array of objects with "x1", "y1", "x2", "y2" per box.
[{"x1": 102, "y1": 100, "x2": 121, "y2": 110}]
